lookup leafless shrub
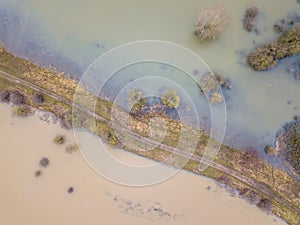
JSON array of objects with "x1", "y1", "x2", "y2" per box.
[
  {"x1": 195, "y1": 4, "x2": 230, "y2": 40},
  {"x1": 243, "y1": 3, "x2": 260, "y2": 32}
]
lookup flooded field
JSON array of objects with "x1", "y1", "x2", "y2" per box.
[
  {"x1": 0, "y1": 103, "x2": 287, "y2": 225},
  {"x1": 0, "y1": 0, "x2": 299, "y2": 153},
  {"x1": 0, "y1": 0, "x2": 299, "y2": 224}
]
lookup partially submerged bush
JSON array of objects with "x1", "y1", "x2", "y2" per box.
[
  {"x1": 248, "y1": 26, "x2": 300, "y2": 70},
  {"x1": 198, "y1": 71, "x2": 219, "y2": 94},
  {"x1": 257, "y1": 198, "x2": 272, "y2": 213},
  {"x1": 12, "y1": 105, "x2": 32, "y2": 117},
  {"x1": 108, "y1": 132, "x2": 119, "y2": 146},
  {"x1": 10, "y1": 91, "x2": 27, "y2": 105},
  {"x1": 197, "y1": 71, "x2": 229, "y2": 105},
  {"x1": 276, "y1": 120, "x2": 300, "y2": 174},
  {"x1": 243, "y1": 3, "x2": 260, "y2": 32},
  {"x1": 264, "y1": 145, "x2": 275, "y2": 154},
  {"x1": 194, "y1": 4, "x2": 230, "y2": 40},
  {"x1": 34, "y1": 170, "x2": 42, "y2": 177},
  {"x1": 67, "y1": 187, "x2": 74, "y2": 194},
  {"x1": 0, "y1": 90, "x2": 10, "y2": 103},
  {"x1": 59, "y1": 110, "x2": 87, "y2": 130},
  {"x1": 209, "y1": 92, "x2": 223, "y2": 104},
  {"x1": 53, "y1": 135, "x2": 66, "y2": 145},
  {"x1": 274, "y1": 12, "x2": 300, "y2": 33},
  {"x1": 161, "y1": 90, "x2": 181, "y2": 109},
  {"x1": 39, "y1": 157, "x2": 49, "y2": 168},
  {"x1": 127, "y1": 89, "x2": 147, "y2": 114},
  {"x1": 65, "y1": 144, "x2": 79, "y2": 154},
  {"x1": 0, "y1": 89, "x2": 28, "y2": 105},
  {"x1": 32, "y1": 93, "x2": 45, "y2": 104},
  {"x1": 274, "y1": 18, "x2": 290, "y2": 33},
  {"x1": 248, "y1": 43, "x2": 278, "y2": 70}
]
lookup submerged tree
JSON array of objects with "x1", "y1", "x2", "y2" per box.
[
  {"x1": 161, "y1": 90, "x2": 181, "y2": 109},
  {"x1": 12, "y1": 105, "x2": 32, "y2": 117},
  {"x1": 195, "y1": 4, "x2": 230, "y2": 41},
  {"x1": 127, "y1": 89, "x2": 147, "y2": 114}
]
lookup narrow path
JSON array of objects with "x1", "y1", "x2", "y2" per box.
[{"x1": 0, "y1": 70, "x2": 299, "y2": 216}]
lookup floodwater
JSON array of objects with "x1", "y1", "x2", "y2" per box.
[
  {"x1": 0, "y1": 0, "x2": 299, "y2": 154},
  {"x1": 0, "y1": 103, "x2": 287, "y2": 225}
]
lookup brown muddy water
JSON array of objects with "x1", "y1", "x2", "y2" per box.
[{"x1": 0, "y1": 103, "x2": 287, "y2": 225}]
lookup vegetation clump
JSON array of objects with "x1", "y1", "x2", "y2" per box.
[
  {"x1": 0, "y1": 90, "x2": 11, "y2": 103},
  {"x1": 243, "y1": 3, "x2": 260, "y2": 32},
  {"x1": 248, "y1": 26, "x2": 300, "y2": 70},
  {"x1": 264, "y1": 145, "x2": 275, "y2": 154},
  {"x1": 0, "y1": 89, "x2": 28, "y2": 105},
  {"x1": 108, "y1": 132, "x2": 119, "y2": 146},
  {"x1": 32, "y1": 93, "x2": 45, "y2": 104},
  {"x1": 257, "y1": 198, "x2": 272, "y2": 213},
  {"x1": 12, "y1": 105, "x2": 32, "y2": 117},
  {"x1": 161, "y1": 90, "x2": 181, "y2": 109},
  {"x1": 65, "y1": 144, "x2": 79, "y2": 154},
  {"x1": 197, "y1": 71, "x2": 230, "y2": 105},
  {"x1": 287, "y1": 60, "x2": 300, "y2": 80},
  {"x1": 194, "y1": 4, "x2": 230, "y2": 41},
  {"x1": 274, "y1": 18, "x2": 291, "y2": 33},
  {"x1": 276, "y1": 120, "x2": 300, "y2": 174},
  {"x1": 209, "y1": 92, "x2": 223, "y2": 104},
  {"x1": 39, "y1": 157, "x2": 49, "y2": 168},
  {"x1": 127, "y1": 89, "x2": 147, "y2": 114},
  {"x1": 198, "y1": 71, "x2": 219, "y2": 94},
  {"x1": 55, "y1": 108, "x2": 87, "y2": 130},
  {"x1": 274, "y1": 12, "x2": 300, "y2": 33},
  {"x1": 53, "y1": 135, "x2": 66, "y2": 145},
  {"x1": 34, "y1": 170, "x2": 42, "y2": 177},
  {"x1": 67, "y1": 187, "x2": 74, "y2": 194}
]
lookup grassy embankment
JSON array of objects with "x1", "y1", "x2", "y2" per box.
[{"x1": 0, "y1": 47, "x2": 299, "y2": 224}]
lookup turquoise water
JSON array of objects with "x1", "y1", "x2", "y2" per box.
[{"x1": 0, "y1": 0, "x2": 299, "y2": 158}]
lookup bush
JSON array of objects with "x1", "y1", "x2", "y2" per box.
[
  {"x1": 209, "y1": 92, "x2": 223, "y2": 104},
  {"x1": 194, "y1": 4, "x2": 230, "y2": 40},
  {"x1": 198, "y1": 72, "x2": 219, "y2": 94},
  {"x1": 1, "y1": 89, "x2": 28, "y2": 105},
  {"x1": 10, "y1": 91, "x2": 27, "y2": 105},
  {"x1": 276, "y1": 120, "x2": 300, "y2": 174},
  {"x1": 264, "y1": 145, "x2": 275, "y2": 154},
  {"x1": 34, "y1": 170, "x2": 42, "y2": 177},
  {"x1": 39, "y1": 157, "x2": 49, "y2": 168},
  {"x1": 65, "y1": 144, "x2": 79, "y2": 154},
  {"x1": 60, "y1": 111, "x2": 87, "y2": 130},
  {"x1": 12, "y1": 105, "x2": 32, "y2": 117},
  {"x1": 0, "y1": 90, "x2": 10, "y2": 103},
  {"x1": 248, "y1": 26, "x2": 300, "y2": 70},
  {"x1": 243, "y1": 3, "x2": 259, "y2": 32},
  {"x1": 161, "y1": 90, "x2": 181, "y2": 109},
  {"x1": 127, "y1": 89, "x2": 147, "y2": 114},
  {"x1": 257, "y1": 198, "x2": 272, "y2": 213},
  {"x1": 108, "y1": 132, "x2": 119, "y2": 146},
  {"x1": 53, "y1": 135, "x2": 66, "y2": 145},
  {"x1": 32, "y1": 93, "x2": 45, "y2": 104}
]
